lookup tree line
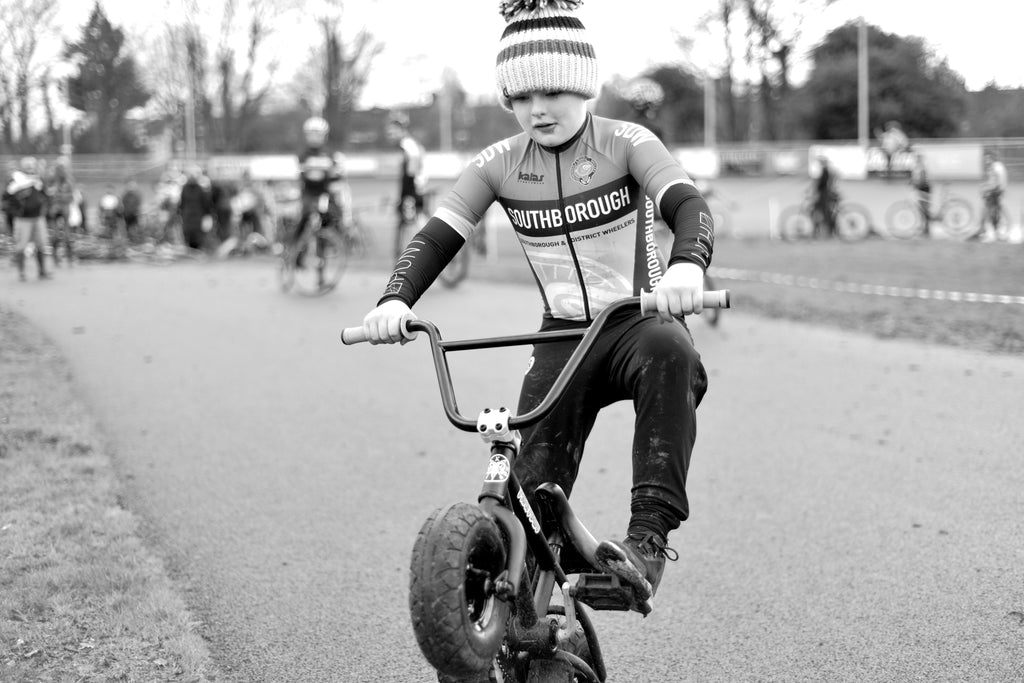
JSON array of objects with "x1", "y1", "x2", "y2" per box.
[{"x1": 1, "y1": 0, "x2": 1020, "y2": 157}]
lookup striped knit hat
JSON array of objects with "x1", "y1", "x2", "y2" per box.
[{"x1": 495, "y1": 0, "x2": 598, "y2": 110}]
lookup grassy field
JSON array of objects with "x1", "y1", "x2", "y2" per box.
[
  {"x1": 1, "y1": 232, "x2": 1022, "y2": 681},
  {"x1": 709, "y1": 237, "x2": 1024, "y2": 355},
  {"x1": 0, "y1": 308, "x2": 221, "y2": 682}
]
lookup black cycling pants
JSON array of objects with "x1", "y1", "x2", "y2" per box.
[{"x1": 514, "y1": 308, "x2": 708, "y2": 528}]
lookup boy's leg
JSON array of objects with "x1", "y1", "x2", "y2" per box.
[
  {"x1": 513, "y1": 334, "x2": 602, "y2": 502},
  {"x1": 595, "y1": 316, "x2": 707, "y2": 609}
]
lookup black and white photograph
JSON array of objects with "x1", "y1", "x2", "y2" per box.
[{"x1": 2, "y1": 0, "x2": 1022, "y2": 681}]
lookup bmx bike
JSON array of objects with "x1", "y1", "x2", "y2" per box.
[
  {"x1": 884, "y1": 184, "x2": 975, "y2": 240},
  {"x1": 777, "y1": 193, "x2": 873, "y2": 241},
  {"x1": 278, "y1": 192, "x2": 355, "y2": 296},
  {"x1": 341, "y1": 289, "x2": 730, "y2": 682}
]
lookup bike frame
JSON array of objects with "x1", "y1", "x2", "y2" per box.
[
  {"x1": 343, "y1": 291, "x2": 729, "y2": 681},
  {"x1": 405, "y1": 301, "x2": 642, "y2": 683}
]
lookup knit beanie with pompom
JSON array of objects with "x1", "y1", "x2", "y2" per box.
[{"x1": 495, "y1": 0, "x2": 598, "y2": 110}]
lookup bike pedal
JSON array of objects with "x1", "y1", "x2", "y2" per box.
[{"x1": 573, "y1": 572, "x2": 636, "y2": 611}]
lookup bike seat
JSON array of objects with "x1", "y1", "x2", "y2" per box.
[{"x1": 534, "y1": 483, "x2": 599, "y2": 569}]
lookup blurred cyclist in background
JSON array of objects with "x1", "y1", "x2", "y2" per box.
[
  {"x1": 812, "y1": 154, "x2": 838, "y2": 238},
  {"x1": 385, "y1": 111, "x2": 427, "y2": 258},
  {"x1": 292, "y1": 115, "x2": 352, "y2": 248}
]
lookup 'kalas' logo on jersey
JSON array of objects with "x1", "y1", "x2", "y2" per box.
[
  {"x1": 518, "y1": 171, "x2": 545, "y2": 183},
  {"x1": 570, "y1": 156, "x2": 597, "y2": 185}
]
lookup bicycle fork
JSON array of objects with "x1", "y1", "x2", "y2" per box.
[{"x1": 475, "y1": 409, "x2": 595, "y2": 672}]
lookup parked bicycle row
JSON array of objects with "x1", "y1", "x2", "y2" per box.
[{"x1": 775, "y1": 151, "x2": 1015, "y2": 242}]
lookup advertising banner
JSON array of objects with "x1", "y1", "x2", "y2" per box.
[{"x1": 808, "y1": 145, "x2": 867, "y2": 180}]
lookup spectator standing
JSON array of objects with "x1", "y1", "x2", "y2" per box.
[
  {"x1": 909, "y1": 151, "x2": 932, "y2": 237},
  {"x1": 178, "y1": 168, "x2": 211, "y2": 252},
  {"x1": 385, "y1": 112, "x2": 428, "y2": 258},
  {"x1": 121, "y1": 180, "x2": 143, "y2": 244},
  {"x1": 45, "y1": 157, "x2": 80, "y2": 265},
  {"x1": 210, "y1": 178, "x2": 236, "y2": 245},
  {"x1": 154, "y1": 170, "x2": 183, "y2": 245},
  {"x1": 6, "y1": 157, "x2": 51, "y2": 281},
  {"x1": 2, "y1": 161, "x2": 17, "y2": 245},
  {"x1": 876, "y1": 121, "x2": 909, "y2": 179},
  {"x1": 97, "y1": 185, "x2": 123, "y2": 240},
  {"x1": 977, "y1": 150, "x2": 1009, "y2": 242}
]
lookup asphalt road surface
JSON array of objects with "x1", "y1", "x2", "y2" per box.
[{"x1": 2, "y1": 259, "x2": 1022, "y2": 682}]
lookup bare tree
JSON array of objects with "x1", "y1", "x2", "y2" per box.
[
  {"x1": 0, "y1": 0, "x2": 59, "y2": 152},
  {"x1": 314, "y1": 3, "x2": 382, "y2": 148},
  {"x1": 741, "y1": 0, "x2": 835, "y2": 140},
  {"x1": 285, "y1": 3, "x2": 381, "y2": 148},
  {"x1": 695, "y1": 0, "x2": 742, "y2": 142},
  {"x1": 212, "y1": 0, "x2": 288, "y2": 151}
]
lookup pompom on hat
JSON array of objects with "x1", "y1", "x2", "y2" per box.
[{"x1": 495, "y1": 0, "x2": 598, "y2": 110}]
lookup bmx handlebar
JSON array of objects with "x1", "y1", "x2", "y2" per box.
[{"x1": 341, "y1": 290, "x2": 729, "y2": 433}]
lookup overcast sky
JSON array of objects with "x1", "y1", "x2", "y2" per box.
[{"x1": 58, "y1": 0, "x2": 1024, "y2": 109}]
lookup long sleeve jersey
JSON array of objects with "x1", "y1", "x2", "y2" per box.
[{"x1": 384, "y1": 114, "x2": 714, "y2": 322}]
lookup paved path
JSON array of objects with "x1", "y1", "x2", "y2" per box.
[{"x1": 2, "y1": 259, "x2": 1022, "y2": 682}]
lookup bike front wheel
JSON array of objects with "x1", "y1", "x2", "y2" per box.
[
  {"x1": 884, "y1": 200, "x2": 924, "y2": 239},
  {"x1": 836, "y1": 202, "x2": 873, "y2": 241},
  {"x1": 285, "y1": 227, "x2": 348, "y2": 296},
  {"x1": 410, "y1": 503, "x2": 511, "y2": 679},
  {"x1": 777, "y1": 205, "x2": 814, "y2": 240}
]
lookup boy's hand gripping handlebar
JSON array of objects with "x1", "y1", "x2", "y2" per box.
[{"x1": 340, "y1": 289, "x2": 730, "y2": 346}]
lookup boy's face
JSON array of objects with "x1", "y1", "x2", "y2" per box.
[{"x1": 510, "y1": 92, "x2": 587, "y2": 147}]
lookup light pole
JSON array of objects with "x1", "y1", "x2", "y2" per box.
[{"x1": 857, "y1": 17, "x2": 869, "y2": 150}]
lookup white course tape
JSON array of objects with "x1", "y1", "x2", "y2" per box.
[{"x1": 710, "y1": 267, "x2": 1024, "y2": 306}]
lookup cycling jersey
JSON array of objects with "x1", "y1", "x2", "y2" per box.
[
  {"x1": 299, "y1": 146, "x2": 344, "y2": 196},
  {"x1": 387, "y1": 114, "x2": 713, "y2": 322}
]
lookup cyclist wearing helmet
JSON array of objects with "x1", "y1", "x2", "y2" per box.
[
  {"x1": 292, "y1": 116, "x2": 352, "y2": 247},
  {"x1": 356, "y1": 0, "x2": 714, "y2": 615},
  {"x1": 385, "y1": 112, "x2": 427, "y2": 258}
]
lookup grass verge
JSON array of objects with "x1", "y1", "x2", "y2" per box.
[
  {"x1": 0, "y1": 306, "x2": 222, "y2": 682},
  {"x1": 710, "y1": 237, "x2": 1024, "y2": 355}
]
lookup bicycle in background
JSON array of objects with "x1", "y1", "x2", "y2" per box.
[
  {"x1": 884, "y1": 183, "x2": 975, "y2": 240},
  {"x1": 777, "y1": 190, "x2": 873, "y2": 241},
  {"x1": 342, "y1": 290, "x2": 730, "y2": 682},
  {"x1": 278, "y1": 192, "x2": 359, "y2": 296}
]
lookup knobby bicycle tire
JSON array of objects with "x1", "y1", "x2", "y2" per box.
[{"x1": 409, "y1": 503, "x2": 511, "y2": 679}]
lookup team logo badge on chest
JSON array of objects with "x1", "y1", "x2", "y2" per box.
[{"x1": 570, "y1": 156, "x2": 597, "y2": 185}]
